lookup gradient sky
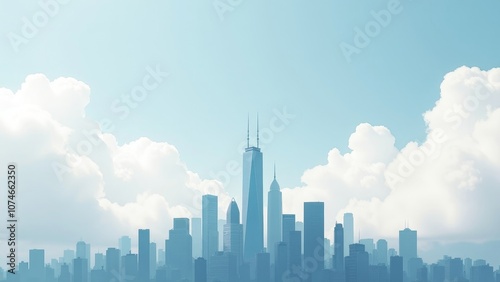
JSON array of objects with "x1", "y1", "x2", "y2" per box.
[{"x1": 1, "y1": 0, "x2": 500, "y2": 265}]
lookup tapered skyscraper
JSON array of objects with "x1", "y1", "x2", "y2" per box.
[
  {"x1": 242, "y1": 117, "x2": 264, "y2": 261},
  {"x1": 267, "y1": 164, "x2": 282, "y2": 263},
  {"x1": 223, "y1": 199, "x2": 243, "y2": 265}
]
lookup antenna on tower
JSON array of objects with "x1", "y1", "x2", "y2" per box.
[
  {"x1": 274, "y1": 163, "x2": 276, "y2": 179},
  {"x1": 247, "y1": 114, "x2": 250, "y2": 148},
  {"x1": 257, "y1": 113, "x2": 260, "y2": 148}
]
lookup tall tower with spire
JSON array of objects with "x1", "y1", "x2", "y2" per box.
[
  {"x1": 242, "y1": 115, "x2": 264, "y2": 262},
  {"x1": 267, "y1": 164, "x2": 282, "y2": 263}
]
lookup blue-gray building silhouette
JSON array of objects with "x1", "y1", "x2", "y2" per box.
[
  {"x1": 242, "y1": 118, "x2": 264, "y2": 262},
  {"x1": 304, "y1": 202, "x2": 325, "y2": 281},
  {"x1": 267, "y1": 165, "x2": 282, "y2": 263}
]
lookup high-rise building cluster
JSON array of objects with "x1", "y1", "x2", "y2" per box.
[{"x1": 5, "y1": 121, "x2": 499, "y2": 282}]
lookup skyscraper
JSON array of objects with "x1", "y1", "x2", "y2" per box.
[
  {"x1": 275, "y1": 242, "x2": 288, "y2": 282},
  {"x1": 345, "y1": 244, "x2": 369, "y2": 282},
  {"x1": 192, "y1": 217, "x2": 202, "y2": 258},
  {"x1": 202, "y1": 194, "x2": 219, "y2": 261},
  {"x1": 195, "y1": 257, "x2": 208, "y2": 282},
  {"x1": 121, "y1": 253, "x2": 138, "y2": 278},
  {"x1": 256, "y1": 252, "x2": 271, "y2": 282},
  {"x1": 105, "y1": 248, "x2": 120, "y2": 275},
  {"x1": 267, "y1": 165, "x2": 282, "y2": 263},
  {"x1": 242, "y1": 118, "x2": 264, "y2": 261},
  {"x1": 390, "y1": 256, "x2": 403, "y2": 282},
  {"x1": 288, "y1": 231, "x2": 302, "y2": 274},
  {"x1": 73, "y1": 257, "x2": 88, "y2": 282},
  {"x1": 29, "y1": 249, "x2": 45, "y2": 282},
  {"x1": 138, "y1": 229, "x2": 150, "y2": 281},
  {"x1": 376, "y1": 239, "x2": 388, "y2": 266},
  {"x1": 166, "y1": 218, "x2": 193, "y2": 280},
  {"x1": 304, "y1": 202, "x2": 325, "y2": 281},
  {"x1": 333, "y1": 223, "x2": 344, "y2": 273},
  {"x1": 282, "y1": 214, "x2": 296, "y2": 245},
  {"x1": 343, "y1": 213, "x2": 354, "y2": 256},
  {"x1": 223, "y1": 199, "x2": 244, "y2": 265},
  {"x1": 75, "y1": 241, "x2": 89, "y2": 279},
  {"x1": 150, "y1": 242, "x2": 157, "y2": 278},
  {"x1": 119, "y1": 236, "x2": 131, "y2": 256},
  {"x1": 399, "y1": 227, "x2": 417, "y2": 272}
]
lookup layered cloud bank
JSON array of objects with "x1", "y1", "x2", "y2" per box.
[
  {"x1": 0, "y1": 74, "x2": 232, "y2": 250},
  {"x1": 1, "y1": 66, "x2": 499, "y2": 262},
  {"x1": 283, "y1": 66, "x2": 500, "y2": 245}
]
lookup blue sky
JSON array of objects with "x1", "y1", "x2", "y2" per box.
[
  {"x1": 2, "y1": 1, "x2": 499, "y2": 195},
  {"x1": 1, "y1": 0, "x2": 500, "y2": 264}
]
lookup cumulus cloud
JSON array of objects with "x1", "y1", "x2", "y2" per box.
[
  {"x1": 0, "y1": 74, "x2": 231, "y2": 255},
  {"x1": 283, "y1": 66, "x2": 500, "y2": 247}
]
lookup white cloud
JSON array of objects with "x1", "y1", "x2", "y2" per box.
[
  {"x1": 283, "y1": 66, "x2": 500, "y2": 247},
  {"x1": 0, "y1": 74, "x2": 232, "y2": 257}
]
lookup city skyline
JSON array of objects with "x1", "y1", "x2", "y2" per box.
[
  {"x1": 1, "y1": 1, "x2": 500, "y2": 279},
  {"x1": 5, "y1": 211, "x2": 499, "y2": 281}
]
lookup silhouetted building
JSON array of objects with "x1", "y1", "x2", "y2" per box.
[
  {"x1": 449, "y1": 258, "x2": 464, "y2": 282},
  {"x1": 150, "y1": 242, "x2": 157, "y2": 279},
  {"x1": 29, "y1": 249, "x2": 45, "y2": 282},
  {"x1": 256, "y1": 252, "x2": 270, "y2": 282},
  {"x1": 390, "y1": 256, "x2": 403, "y2": 282},
  {"x1": 376, "y1": 239, "x2": 388, "y2": 266},
  {"x1": 90, "y1": 268, "x2": 106, "y2": 282},
  {"x1": 430, "y1": 263, "x2": 445, "y2": 282},
  {"x1": 119, "y1": 236, "x2": 131, "y2": 256},
  {"x1": 304, "y1": 202, "x2": 324, "y2": 281},
  {"x1": 192, "y1": 217, "x2": 202, "y2": 259},
  {"x1": 275, "y1": 242, "x2": 288, "y2": 282},
  {"x1": 122, "y1": 253, "x2": 138, "y2": 278},
  {"x1": 106, "y1": 248, "x2": 120, "y2": 276},
  {"x1": 223, "y1": 199, "x2": 244, "y2": 266},
  {"x1": 59, "y1": 263, "x2": 71, "y2": 282},
  {"x1": 360, "y1": 239, "x2": 375, "y2": 265},
  {"x1": 267, "y1": 165, "x2": 282, "y2": 263},
  {"x1": 369, "y1": 264, "x2": 389, "y2": 282},
  {"x1": 242, "y1": 120, "x2": 264, "y2": 261},
  {"x1": 73, "y1": 257, "x2": 88, "y2": 282},
  {"x1": 343, "y1": 213, "x2": 354, "y2": 254},
  {"x1": 399, "y1": 228, "x2": 417, "y2": 272},
  {"x1": 202, "y1": 194, "x2": 219, "y2": 261},
  {"x1": 408, "y1": 257, "x2": 424, "y2": 281},
  {"x1": 218, "y1": 219, "x2": 226, "y2": 252},
  {"x1": 45, "y1": 265, "x2": 56, "y2": 282},
  {"x1": 416, "y1": 265, "x2": 429, "y2": 282},
  {"x1": 155, "y1": 266, "x2": 168, "y2": 282},
  {"x1": 288, "y1": 230, "x2": 302, "y2": 278},
  {"x1": 345, "y1": 244, "x2": 369, "y2": 282},
  {"x1": 93, "y1": 253, "x2": 104, "y2": 270},
  {"x1": 166, "y1": 218, "x2": 193, "y2": 280},
  {"x1": 138, "y1": 229, "x2": 150, "y2": 282},
  {"x1": 208, "y1": 252, "x2": 238, "y2": 282},
  {"x1": 194, "y1": 257, "x2": 207, "y2": 282},
  {"x1": 333, "y1": 223, "x2": 344, "y2": 273},
  {"x1": 282, "y1": 214, "x2": 296, "y2": 245}
]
